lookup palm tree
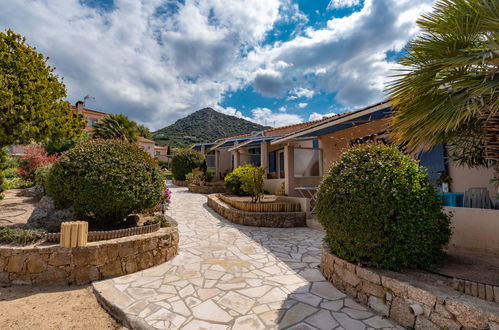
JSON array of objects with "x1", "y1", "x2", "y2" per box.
[
  {"x1": 387, "y1": 0, "x2": 498, "y2": 167},
  {"x1": 93, "y1": 114, "x2": 139, "y2": 143}
]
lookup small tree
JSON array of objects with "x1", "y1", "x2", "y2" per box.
[
  {"x1": 241, "y1": 166, "x2": 265, "y2": 203},
  {"x1": 225, "y1": 164, "x2": 265, "y2": 202},
  {"x1": 17, "y1": 145, "x2": 58, "y2": 181},
  {"x1": 0, "y1": 29, "x2": 84, "y2": 196}
]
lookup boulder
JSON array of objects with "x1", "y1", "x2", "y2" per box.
[
  {"x1": 18, "y1": 185, "x2": 44, "y2": 199},
  {"x1": 27, "y1": 196, "x2": 77, "y2": 231}
]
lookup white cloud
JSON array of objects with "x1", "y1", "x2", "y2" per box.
[
  {"x1": 298, "y1": 102, "x2": 308, "y2": 108},
  {"x1": 308, "y1": 112, "x2": 336, "y2": 121},
  {"x1": 327, "y1": 0, "x2": 360, "y2": 10},
  {"x1": 278, "y1": 106, "x2": 287, "y2": 112},
  {"x1": 249, "y1": 0, "x2": 435, "y2": 108},
  {"x1": 251, "y1": 107, "x2": 302, "y2": 127},
  {"x1": 0, "y1": 0, "x2": 281, "y2": 129},
  {"x1": 287, "y1": 87, "x2": 315, "y2": 100},
  {"x1": 0, "y1": 0, "x2": 436, "y2": 130}
]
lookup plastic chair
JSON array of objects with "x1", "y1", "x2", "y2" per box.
[{"x1": 463, "y1": 187, "x2": 492, "y2": 209}]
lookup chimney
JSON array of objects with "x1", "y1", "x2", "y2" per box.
[{"x1": 75, "y1": 101, "x2": 84, "y2": 114}]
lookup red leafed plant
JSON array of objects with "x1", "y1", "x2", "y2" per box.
[{"x1": 17, "y1": 146, "x2": 58, "y2": 181}]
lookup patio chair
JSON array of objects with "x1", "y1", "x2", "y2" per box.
[{"x1": 463, "y1": 187, "x2": 492, "y2": 209}]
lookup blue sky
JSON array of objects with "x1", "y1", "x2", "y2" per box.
[{"x1": 0, "y1": 0, "x2": 435, "y2": 129}]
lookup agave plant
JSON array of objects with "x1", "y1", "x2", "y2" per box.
[
  {"x1": 92, "y1": 113, "x2": 139, "y2": 143},
  {"x1": 387, "y1": 0, "x2": 499, "y2": 167}
]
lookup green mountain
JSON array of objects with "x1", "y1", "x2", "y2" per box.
[{"x1": 153, "y1": 108, "x2": 270, "y2": 147}]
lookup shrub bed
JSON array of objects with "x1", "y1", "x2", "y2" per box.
[
  {"x1": 46, "y1": 139, "x2": 165, "y2": 229},
  {"x1": 316, "y1": 143, "x2": 451, "y2": 271}
]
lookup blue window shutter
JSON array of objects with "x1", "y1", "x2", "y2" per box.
[
  {"x1": 268, "y1": 151, "x2": 276, "y2": 172},
  {"x1": 418, "y1": 144, "x2": 445, "y2": 186},
  {"x1": 312, "y1": 139, "x2": 319, "y2": 149}
]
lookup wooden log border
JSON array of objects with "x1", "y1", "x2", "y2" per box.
[
  {"x1": 45, "y1": 223, "x2": 160, "y2": 243},
  {"x1": 218, "y1": 194, "x2": 301, "y2": 212}
]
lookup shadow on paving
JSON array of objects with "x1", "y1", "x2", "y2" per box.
[{"x1": 199, "y1": 202, "x2": 399, "y2": 329}]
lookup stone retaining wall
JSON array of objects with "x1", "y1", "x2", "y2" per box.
[
  {"x1": 172, "y1": 179, "x2": 189, "y2": 187},
  {"x1": 207, "y1": 194, "x2": 306, "y2": 227},
  {"x1": 188, "y1": 184, "x2": 226, "y2": 194},
  {"x1": 321, "y1": 247, "x2": 499, "y2": 329},
  {"x1": 0, "y1": 227, "x2": 179, "y2": 285}
]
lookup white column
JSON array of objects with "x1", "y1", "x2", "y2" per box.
[
  {"x1": 284, "y1": 145, "x2": 294, "y2": 196},
  {"x1": 260, "y1": 141, "x2": 268, "y2": 173},
  {"x1": 234, "y1": 150, "x2": 240, "y2": 169},
  {"x1": 201, "y1": 145, "x2": 206, "y2": 154},
  {"x1": 215, "y1": 150, "x2": 220, "y2": 179}
]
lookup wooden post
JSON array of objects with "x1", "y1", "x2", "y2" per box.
[{"x1": 60, "y1": 221, "x2": 89, "y2": 248}]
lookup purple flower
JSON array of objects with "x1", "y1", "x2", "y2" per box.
[{"x1": 164, "y1": 187, "x2": 171, "y2": 203}]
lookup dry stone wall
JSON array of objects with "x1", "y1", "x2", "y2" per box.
[
  {"x1": 188, "y1": 184, "x2": 226, "y2": 194},
  {"x1": 321, "y1": 247, "x2": 499, "y2": 329},
  {"x1": 207, "y1": 194, "x2": 306, "y2": 227},
  {"x1": 0, "y1": 227, "x2": 178, "y2": 285}
]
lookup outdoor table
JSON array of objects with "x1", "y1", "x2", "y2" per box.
[
  {"x1": 295, "y1": 186, "x2": 319, "y2": 213},
  {"x1": 437, "y1": 192, "x2": 464, "y2": 207}
]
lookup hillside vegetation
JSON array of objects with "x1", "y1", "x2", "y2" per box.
[{"x1": 153, "y1": 108, "x2": 270, "y2": 147}]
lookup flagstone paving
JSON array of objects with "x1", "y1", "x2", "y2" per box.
[{"x1": 93, "y1": 185, "x2": 402, "y2": 329}]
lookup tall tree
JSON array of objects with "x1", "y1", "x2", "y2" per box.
[
  {"x1": 136, "y1": 124, "x2": 153, "y2": 139},
  {"x1": 0, "y1": 29, "x2": 85, "y2": 196},
  {"x1": 93, "y1": 113, "x2": 139, "y2": 143},
  {"x1": 387, "y1": 0, "x2": 498, "y2": 168},
  {"x1": 0, "y1": 29, "x2": 85, "y2": 147}
]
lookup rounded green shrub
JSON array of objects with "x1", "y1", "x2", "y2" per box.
[
  {"x1": 34, "y1": 164, "x2": 52, "y2": 190},
  {"x1": 46, "y1": 139, "x2": 165, "y2": 228},
  {"x1": 316, "y1": 143, "x2": 451, "y2": 271},
  {"x1": 224, "y1": 164, "x2": 253, "y2": 196},
  {"x1": 171, "y1": 150, "x2": 207, "y2": 181}
]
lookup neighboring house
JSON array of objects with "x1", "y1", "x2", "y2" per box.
[
  {"x1": 73, "y1": 100, "x2": 107, "y2": 132},
  {"x1": 138, "y1": 136, "x2": 155, "y2": 158},
  {"x1": 270, "y1": 100, "x2": 497, "y2": 201},
  {"x1": 154, "y1": 145, "x2": 170, "y2": 162},
  {"x1": 194, "y1": 120, "x2": 327, "y2": 184},
  {"x1": 9, "y1": 101, "x2": 162, "y2": 159},
  {"x1": 196, "y1": 100, "x2": 496, "y2": 205}
]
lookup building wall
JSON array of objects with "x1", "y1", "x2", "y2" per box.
[
  {"x1": 139, "y1": 141, "x2": 155, "y2": 158},
  {"x1": 319, "y1": 119, "x2": 389, "y2": 170},
  {"x1": 446, "y1": 206, "x2": 499, "y2": 254},
  {"x1": 447, "y1": 158, "x2": 497, "y2": 202}
]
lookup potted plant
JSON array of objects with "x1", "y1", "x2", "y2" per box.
[{"x1": 436, "y1": 172, "x2": 452, "y2": 193}]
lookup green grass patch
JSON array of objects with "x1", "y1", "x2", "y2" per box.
[{"x1": 0, "y1": 226, "x2": 47, "y2": 245}]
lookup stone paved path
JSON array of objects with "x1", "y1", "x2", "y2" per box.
[{"x1": 94, "y1": 186, "x2": 402, "y2": 329}]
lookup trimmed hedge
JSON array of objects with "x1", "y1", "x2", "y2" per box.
[
  {"x1": 316, "y1": 143, "x2": 451, "y2": 271},
  {"x1": 46, "y1": 139, "x2": 165, "y2": 228},
  {"x1": 171, "y1": 150, "x2": 207, "y2": 181}
]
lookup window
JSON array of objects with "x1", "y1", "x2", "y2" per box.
[
  {"x1": 156, "y1": 151, "x2": 160, "y2": 156},
  {"x1": 294, "y1": 148, "x2": 320, "y2": 177},
  {"x1": 86, "y1": 117, "x2": 98, "y2": 128}
]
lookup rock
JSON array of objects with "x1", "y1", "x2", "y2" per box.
[
  {"x1": 368, "y1": 296, "x2": 389, "y2": 316},
  {"x1": 26, "y1": 253, "x2": 48, "y2": 273},
  {"x1": 361, "y1": 281, "x2": 385, "y2": 298},
  {"x1": 19, "y1": 185, "x2": 44, "y2": 199},
  {"x1": 389, "y1": 296, "x2": 415, "y2": 327},
  {"x1": 407, "y1": 285, "x2": 436, "y2": 307},
  {"x1": 445, "y1": 299, "x2": 489, "y2": 329},
  {"x1": 27, "y1": 196, "x2": 77, "y2": 231},
  {"x1": 415, "y1": 316, "x2": 438, "y2": 330},
  {"x1": 429, "y1": 312, "x2": 461, "y2": 330},
  {"x1": 356, "y1": 266, "x2": 381, "y2": 284}
]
